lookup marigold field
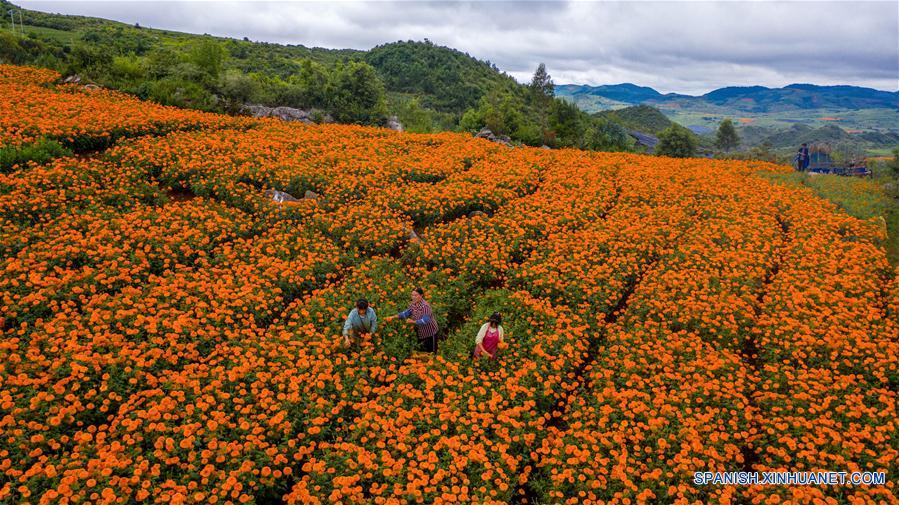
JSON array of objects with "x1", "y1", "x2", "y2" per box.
[{"x1": 1, "y1": 64, "x2": 897, "y2": 504}]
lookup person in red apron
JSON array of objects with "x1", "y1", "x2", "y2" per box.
[{"x1": 473, "y1": 312, "x2": 504, "y2": 359}]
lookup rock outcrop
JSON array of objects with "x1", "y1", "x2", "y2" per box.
[
  {"x1": 265, "y1": 189, "x2": 325, "y2": 206},
  {"x1": 265, "y1": 189, "x2": 302, "y2": 203},
  {"x1": 241, "y1": 105, "x2": 335, "y2": 124},
  {"x1": 474, "y1": 127, "x2": 513, "y2": 146},
  {"x1": 243, "y1": 105, "x2": 314, "y2": 124},
  {"x1": 60, "y1": 75, "x2": 101, "y2": 91},
  {"x1": 386, "y1": 116, "x2": 404, "y2": 132}
]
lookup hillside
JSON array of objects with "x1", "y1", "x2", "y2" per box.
[
  {"x1": 0, "y1": 1, "x2": 633, "y2": 150},
  {"x1": 364, "y1": 40, "x2": 520, "y2": 115},
  {"x1": 557, "y1": 82, "x2": 663, "y2": 104},
  {"x1": 594, "y1": 104, "x2": 675, "y2": 135},
  {"x1": 2, "y1": 62, "x2": 897, "y2": 504}
]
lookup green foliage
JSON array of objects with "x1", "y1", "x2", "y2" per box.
[
  {"x1": 327, "y1": 60, "x2": 387, "y2": 126},
  {"x1": 887, "y1": 147, "x2": 899, "y2": 177},
  {"x1": 142, "y1": 46, "x2": 179, "y2": 79},
  {"x1": 0, "y1": 138, "x2": 72, "y2": 172},
  {"x1": 583, "y1": 118, "x2": 632, "y2": 152},
  {"x1": 391, "y1": 95, "x2": 454, "y2": 133},
  {"x1": 549, "y1": 99, "x2": 584, "y2": 147},
  {"x1": 218, "y1": 69, "x2": 259, "y2": 111},
  {"x1": 0, "y1": 31, "x2": 27, "y2": 63},
  {"x1": 656, "y1": 124, "x2": 698, "y2": 158},
  {"x1": 285, "y1": 59, "x2": 329, "y2": 108},
  {"x1": 79, "y1": 26, "x2": 154, "y2": 55},
  {"x1": 108, "y1": 54, "x2": 145, "y2": 83},
  {"x1": 714, "y1": 118, "x2": 740, "y2": 151},
  {"x1": 62, "y1": 43, "x2": 111, "y2": 77},
  {"x1": 144, "y1": 76, "x2": 219, "y2": 111},
  {"x1": 188, "y1": 38, "x2": 226, "y2": 80},
  {"x1": 482, "y1": 90, "x2": 526, "y2": 138}
]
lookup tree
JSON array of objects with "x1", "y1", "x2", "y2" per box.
[
  {"x1": 218, "y1": 69, "x2": 259, "y2": 111},
  {"x1": 530, "y1": 63, "x2": 554, "y2": 98},
  {"x1": 188, "y1": 39, "x2": 226, "y2": 80},
  {"x1": 656, "y1": 125, "x2": 698, "y2": 158},
  {"x1": 549, "y1": 98, "x2": 583, "y2": 147},
  {"x1": 583, "y1": 118, "x2": 631, "y2": 152},
  {"x1": 529, "y1": 63, "x2": 555, "y2": 144},
  {"x1": 396, "y1": 96, "x2": 437, "y2": 133},
  {"x1": 291, "y1": 59, "x2": 329, "y2": 108},
  {"x1": 715, "y1": 118, "x2": 740, "y2": 151},
  {"x1": 327, "y1": 60, "x2": 387, "y2": 125}
]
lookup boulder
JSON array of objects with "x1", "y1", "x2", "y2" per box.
[
  {"x1": 468, "y1": 210, "x2": 487, "y2": 219},
  {"x1": 265, "y1": 189, "x2": 302, "y2": 203},
  {"x1": 303, "y1": 190, "x2": 321, "y2": 200},
  {"x1": 474, "y1": 127, "x2": 513, "y2": 147},
  {"x1": 82, "y1": 83, "x2": 100, "y2": 91},
  {"x1": 62, "y1": 74, "x2": 82, "y2": 84},
  {"x1": 475, "y1": 127, "x2": 494, "y2": 139},
  {"x1": 386, "y1": 116, "x2": 404, "y2": 132}
]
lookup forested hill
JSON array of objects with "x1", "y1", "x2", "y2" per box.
[
  {"x1": 0, "y1": 1, "x2": 631, "y2": 151},
  {"x1": 594, "y1": 104, "x2": 674, "y2": 135},
  {"x1": 365, "y1": 41, "x2": 520, "y2": 114}
]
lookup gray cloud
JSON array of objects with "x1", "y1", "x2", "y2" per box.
[{"x1": 17, "y1": 0, "x2": 899, "y2": 94}]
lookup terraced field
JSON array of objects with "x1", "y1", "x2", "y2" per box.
[{"x1": 1, "y1": 64, "x2": 897, "y2": 504}]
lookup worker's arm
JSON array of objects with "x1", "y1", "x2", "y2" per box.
[
  {"x1": 342, "y1": 311, "x2": 355, "y2": 336},
  {"x1": 475, "y1": 324, "x2": 487, "y2": 345},
  {"x1": 369, "y1": 310, "x2": 378, "y2": 334}
]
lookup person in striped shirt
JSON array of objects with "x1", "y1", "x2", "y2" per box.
[{"x1": 385, "y1": 287, "x2": 440, "y2": 353}]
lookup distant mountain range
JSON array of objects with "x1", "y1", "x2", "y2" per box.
[{"x1": 557, "y1": 83, "x2": 899, "y2": 113}]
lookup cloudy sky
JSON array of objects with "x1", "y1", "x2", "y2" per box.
[{"x1": 17, "y1": 0, "x2": 899, "y2": 94}]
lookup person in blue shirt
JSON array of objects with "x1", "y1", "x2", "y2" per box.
[
  {"x1": 795, "y1": 143, "x2": 809, "y2": 171},
  {"x1": 342, "y1": 298, "x2": 377, "y2": 347}
]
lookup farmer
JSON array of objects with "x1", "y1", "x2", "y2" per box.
[
  {"x1": 795, "y1": 143, "x2": 809, "y2": 171},
  {"x1": 385, "y1": 287, "x2": 440, "y2": 353},
  {"x1": 342, "y1": 298, "x2": 377, "y2": 347},
  {"x1": 473, "y1": 312, "x2": 504, "y2": 359}
]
